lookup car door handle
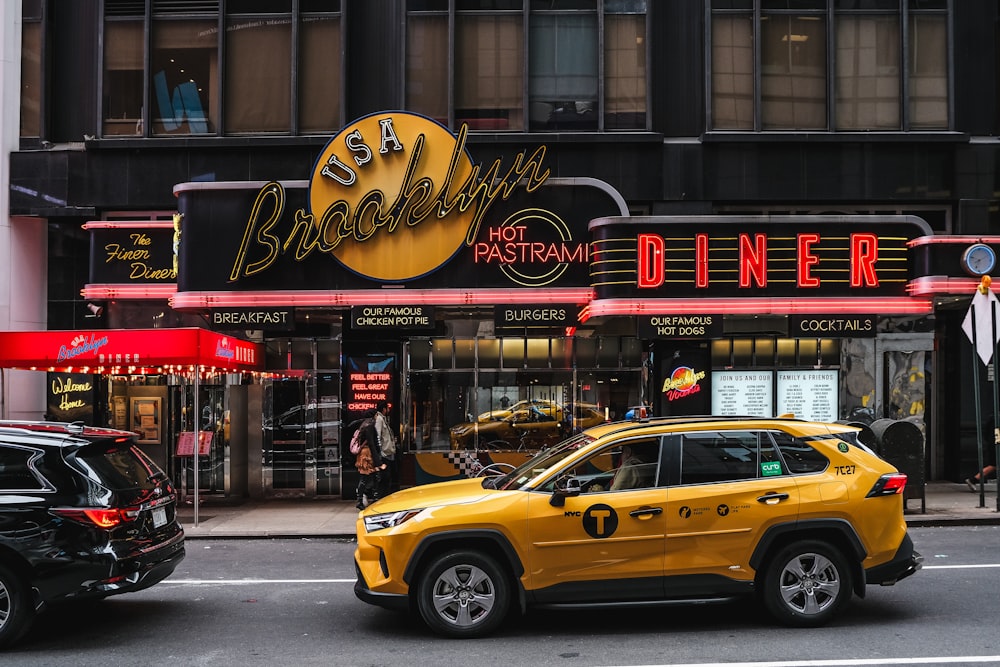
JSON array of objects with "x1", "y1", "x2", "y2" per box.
[
  {"x1": 757, "y1": 492, "x2": 790, "y2": 505},
  {"x1": 629, "y1": 507, "x2": 663, "y2": 518}
]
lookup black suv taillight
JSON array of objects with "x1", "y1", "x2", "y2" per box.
[
  {"x1": 866, "y1": 472, "x2": 908, "y2": 497},
  {"x1": 50, "y1": 507, "x2": 141, "y2": 529}
]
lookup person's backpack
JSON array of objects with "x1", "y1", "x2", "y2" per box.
[
  {"x1": 376, "y1": 412, "x2": 396, "y2": 458},
  {"x1": 349, "y1": 418, "x2": 372, "y2": 455}
]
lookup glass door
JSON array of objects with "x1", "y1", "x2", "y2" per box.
[{"x1": 264, "y1": 378, "x2": 308, "y2": 494}]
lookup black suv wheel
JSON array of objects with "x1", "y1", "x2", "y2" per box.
[
  {"x1": 415, "y1": 550, "x2": 510, "y2": 638},
  {"x1": 760, "y1": 539, "x2": 853, "y2": 627},
  {"x1": 0, "y1": 563, "x2": 33, "y2": 648}
]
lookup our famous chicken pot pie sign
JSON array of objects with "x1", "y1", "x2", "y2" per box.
[{"x1": 306, "y1": 112, "x2": 549, "y2": 282}]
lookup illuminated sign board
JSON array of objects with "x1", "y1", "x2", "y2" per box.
[
  {"x1": 788, "y1": 315, "x2": 876, "y2": 337},
  {"x1": 351, "y1": 305, "x2": 435, "y2": 329},
  {"x1": 210, "y1": 308, "x2": 295, "y2": 331},
  {"x1": 494, "y1": 304, "x2": 577, "y2": 332},
  {"x1": 0, "y1": 328, "x2": 262, "y2": 373},
  {"x1": 590, "y1": 216, "x2": 931, "y2": 300},
  {"x1": 175, "y1": 112, "x2": 627, "y2": 297},
  {"x1": 88, "y1": 226, "x2": 177, "y2": 284},
  {"x1": 776, "y1": 370, "x2": 839, "y2": 421},
  {"x1": 712, "y1": 371, "x2": 774, "y2": 417},
  {"x1": 346, "y1": 355, "x2": 396, "y2": 419},
  {"x1": 637, "y1": 315, "x2": 722, "y2": 339},
  {"x1": 46, "y1": 372, "x2": 97, "y2": 423}
]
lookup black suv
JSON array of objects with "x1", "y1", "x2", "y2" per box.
[{"x1": 0, "y1": 421, "x2": 185, "y2": 648}]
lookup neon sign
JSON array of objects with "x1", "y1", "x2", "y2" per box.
[
  {"x1": 57, "y1": 334, "x2": 110, "y2": 362},
  {"x1": 637, "y1": 232, "x2": 880, "y2": 290},
  {"x1": 229, "y1": 113, "x2": 550, "y2": 284}
]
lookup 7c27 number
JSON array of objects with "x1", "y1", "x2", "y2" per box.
[{"x1": 834, "y1": 465, "x2": 856, "y2": 475}]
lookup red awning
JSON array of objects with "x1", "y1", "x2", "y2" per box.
[{"x1": 0, "y1": 328, "x2": 263, "y2": 374}]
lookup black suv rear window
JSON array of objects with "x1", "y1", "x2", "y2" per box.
[{"x1": 71, "y1": 441, "x2": 161, "y2": 491}]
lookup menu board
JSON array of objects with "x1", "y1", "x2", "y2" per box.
[
  {"x1": 711, "y1": 371, "x2": 773, "y2": 417},
  {"x1": 776, "y1": 370, "x2": 839, "y2": 422},
  {"x1": 176, "y1": 431, "x2": 213, "y2": 456}
]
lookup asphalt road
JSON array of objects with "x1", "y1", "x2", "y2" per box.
[{"x1": 3, "y1": 526, "x2": 999, "y2": 667}]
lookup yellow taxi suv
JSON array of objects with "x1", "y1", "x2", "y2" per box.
[{"x1": 354, "y1": 416, "x2": 922, "y2": 638}]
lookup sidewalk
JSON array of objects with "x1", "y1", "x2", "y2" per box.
[{"x1": 175, "y1": 481, "x2": 1000, "y2": 539}]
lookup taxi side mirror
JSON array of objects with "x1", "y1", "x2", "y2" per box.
[{"x1": 550, "y1": 475, "x2": 582, "y2": 507}]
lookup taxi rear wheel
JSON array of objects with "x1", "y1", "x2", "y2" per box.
[
  {"x1": 760, "y1": 539, "x2": 852, "y2": 627},
  {"x1": 415, "y1": 550, "x2": 510, "y2": 638}
]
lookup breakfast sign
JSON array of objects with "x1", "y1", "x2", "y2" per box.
[{"x1": 174, "y1": 112, "x2": 627, "y2": 302}]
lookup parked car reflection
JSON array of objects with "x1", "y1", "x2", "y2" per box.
[{"x1": 451, "y1": 402, "x2": 604, "y2": 450}]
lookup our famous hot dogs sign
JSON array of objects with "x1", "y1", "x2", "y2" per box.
[{"x1": 176, "y1": 112, "x2": 626, "y2": 293}]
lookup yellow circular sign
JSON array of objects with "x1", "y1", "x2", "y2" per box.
[{"x1": 309, "y1": 112, "x2": 476, "y2": 282}]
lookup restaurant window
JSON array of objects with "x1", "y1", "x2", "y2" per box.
[
  {"x1": 406, "y1": 336, "x2": 643, "y2": 451},
  {"x1": 225, "y1": 3, "x2": 292, "y2": 134},
  {"x1": 709, "y1": 0, "x2": 949, "y2": 131},
  {"x1": 19, "y1": 0, "x2": 42, "y2": 138},
  {"x1": 711, "y1": 338, "x2": 840, "y2": 368},
  {"x1": 406, "y1": 0, "x2": 647, "y2": 132}
]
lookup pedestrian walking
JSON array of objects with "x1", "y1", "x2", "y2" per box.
[{"x1": 352, "y1": 411, "x2": 385, "y2": 509}]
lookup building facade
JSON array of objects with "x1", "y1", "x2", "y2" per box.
[{"x1": 3, "y1": 1, "x2": 999, "y2": 500}]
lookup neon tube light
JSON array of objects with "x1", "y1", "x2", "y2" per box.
[
  {"x1": 580, "y1": 297, "x2": 933, "y2": 322},
  {"x1": 170, "y1": 288, "x2": 595, "y2": 309}
]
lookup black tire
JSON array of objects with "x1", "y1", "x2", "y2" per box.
[
  {"x1": 0, "y1": 562, "x2": 35, "y2": 648},
  {"x1": 760, "y1": 540, "x2": 852, "y2": 627},
  {"x1": 415, "y1": 550, "x2": 510, "y2": 638}
]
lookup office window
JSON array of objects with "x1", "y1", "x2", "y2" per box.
[
  {"x1": 712, "y1": 13, "x2": 754, "y2": 130},
  {"x1": 835, "y1": 13, "x2": 900, "y2": 129},
  {"x1": 104, "y1": 18, "x2": 145, "y2": 136},
  {"x1": 225, "y1": 9, "x2": 292, "y2": 133},
  {"x1": 760, "y1": 9, "x2": 827, "y2": 130},
  {"x1": 19, "y1": 0, "x2": 42, "y2": 138},
  {"x1": 151, "y1": 19, "x2": 218, "y2": 135},
  {"x1": 907, "y1": 12, "x2": 947, "y2": 128},
  {"x1": 605, "y1": 0, "x2": 647, "y2": 130},
  {"x1": 106, "y1": 2, "x2": 339, "y2": 137},
  {"x1": 406, "y1": 6, "x2": 449, "y2": 125},
  {"x1": 407, "y1": 0, "x2": 647, "y2": 132},
  {"x1": 300, "y1": 12, "x2": 342, "y2": 133},
  {"x1": 709, "y1": 0, "x2": 949, "y2": 131},
  {"x1": 456, "y1": 6, "x2": 525, "y2": 131},
  {"x1": 528, "y1": 2, "x2": 598, "y2": 132}
]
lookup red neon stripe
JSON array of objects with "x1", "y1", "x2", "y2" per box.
[
  {"x1": 170, "y1": 289, "x2": 595, "y2": 309},
  {"x1": 582, "y1": 297, "x2": 932, "y2": 320}
]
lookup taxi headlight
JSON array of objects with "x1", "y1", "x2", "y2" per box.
[{"x1": 364, "y1": 509, "x2": 424, "y2": 533}]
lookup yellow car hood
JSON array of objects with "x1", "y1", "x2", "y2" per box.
[{"x1": 364, "y1": 477, "x2": 494, "y2": 513}]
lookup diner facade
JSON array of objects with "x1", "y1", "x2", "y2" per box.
[{"x1": 3, "y1": 1, "x2": 1000, "y2": 500}]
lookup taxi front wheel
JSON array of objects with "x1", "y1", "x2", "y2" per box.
[
  {"x1": 415, "y1": 550, "x2": 511, "y2": 638},
  {"x1": 760, "y1": 539, "x2": 853, "y2": 627}
]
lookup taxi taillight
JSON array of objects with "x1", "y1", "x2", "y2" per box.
[{"x1": 866, "y1": 473, "x2": 908, "y2": 497}]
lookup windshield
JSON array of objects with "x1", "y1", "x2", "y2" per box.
[{"x1": 485, "y1": 433, "x2": 595, "y2": 490}]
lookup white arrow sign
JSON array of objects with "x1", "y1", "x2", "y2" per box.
[{"x1": 962, "y1": 285, "x2": 1000, "y2": 365}]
